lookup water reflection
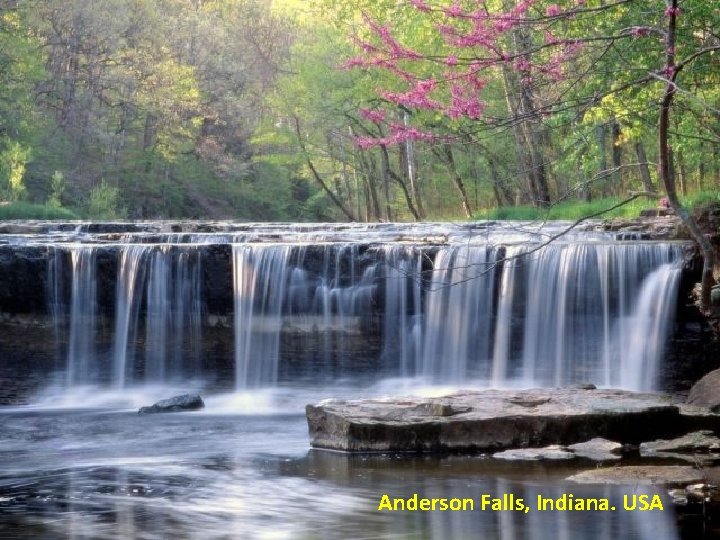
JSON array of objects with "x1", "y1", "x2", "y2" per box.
[{"x1": 0, "y1": 409, "x2": 693, "y2": 539}]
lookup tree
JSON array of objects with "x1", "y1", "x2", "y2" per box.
[{"x1": 343, "y1": 0, "x2": 718, "y2": 305}]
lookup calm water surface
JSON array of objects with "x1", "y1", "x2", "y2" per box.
[{"x1": 0, "y1": 386, "x2": 700, "y2": 540}]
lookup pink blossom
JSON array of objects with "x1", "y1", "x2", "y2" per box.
[
  {"x1": 447, "y1": 84, "x2": 485, "y2": 119},
  {"x1": 359, "y1": 108, "x2": 386, "y2": 124},
  {"x1": 664, "y1": 6, "x2": 680, "y2": 17},
  {"x1": 630, "y1": 27, "x2": 651, "y2": 37},
  {"x1": 545, "y1": 4, "x2": 562, "y2": 16},
  {"x1": 445, "y1": 3, "x2": 463, "y2": 17},
  {"x1": 494, "y1": 19, "x2": 514, "y2": 32},
  {"x1": 663, "y1": 64, "x2": 676, "y2": 78},
  {"x1": 544, "y1": 30, "x2": 559, "y2": 45},
  {"x1": 514, "y1": 58, "x2": 531, "y2": 72},
  {"x1": 410, "y1": 0, "x2": 431, "y2": 12},
  {"x1": 355, "y1": 137, "x2": 377, "y2": 149},
  {"x1": 381, "y1": 79, "x2": 442, "y2": 110},
  {"x1": 446, "y1": 55, "x2": 458, "y2": 66}
]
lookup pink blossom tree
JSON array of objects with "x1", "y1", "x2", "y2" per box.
[{"x1": 346, "y1": 0, "x2": 718, "y2": 306}]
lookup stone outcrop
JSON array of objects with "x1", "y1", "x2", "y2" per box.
[
  {"x1": 593, "y1": 214, "x2": 687, "y2": 240},
  {"x1": 687, "y1": 369, "x2": 720, "y2": 411},
  {"x1": 138, "y1": 393, "x2": 205, "y2": 414},
  {"x1": 305, "y1": 388, "x2": 703, "y2": 453}
]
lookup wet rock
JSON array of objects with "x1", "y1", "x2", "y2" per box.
[
  {"x1": 567, "y1": 438, "x2": 623, "y2": 461},
  {"x1": 568, "y1": 466, "x2": 704, "y2": 486},
  {"x1": 687, "y1": 369, "x2": 720, "y2": 412},
  {"x1": 138, "y1": 394, "x2": 205, "y2": 414},
  {"x1": 306, "y1": 388, "x2": 686, "y2": 453},
  {"x1": 640, "y1": 431, "x2": 720, "y2": 462},
  {"x1": 493, "y1": 445, "x2": 574, "y2": 461},
  {"x1": 572, "y1": 383, "x2": 597, "y2": 390}
]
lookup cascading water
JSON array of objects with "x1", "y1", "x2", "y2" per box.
[
  {"x1": 113, "y1": 245, "x2": 149, "y2": 388},
  {"x1": 233, "y1": 244, "x2": 293, "y2": 388},
  {"x1": 420, "y1": 245, "x2": 499, "y2": 381},
  {"x1": 66, "y1": 247, "x2": 98, "y2": 385},
  {"x1": 37, "y1": 223, "x2": 686, "y2": 393}
]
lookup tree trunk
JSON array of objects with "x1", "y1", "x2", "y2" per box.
[
  {"x1": 501, "y1": 66, "x2": 537, "y2": 204},
  {"x1": 293, "y1": 116, "x2": 356, "y2": 222},
  {"x1": 634, "y1": 142, "x2": 655, "y2": 193},
  {"x1": 677, "y1": 148, "x2": 688, "y2": 197},
  {"x1": 660, "y1": 0, "x2": 715, "y2": 311},
  {"x1": 403, "y1": 112, "x2": 425, "y2": 218},
  {"x1": 611, "y1": 121, "x2": 623, "y2": 192},
  {"x1": 143, "y1": 113, "x2": 157, "y2": 173},
  {"x1": 356, "y1": 148, "x2": 382, "y2": 221},
  {"x1": 597, "y1": 123, "x2": 608, "y2": 196},
  {"x1": 439, "y1": 144, "x2": 473, "y2": 218},
  {"x1": 381, "y1": 144, "x2": 420, "y2": 221},
  {"x1": 513, "y1": 24, "x2": 551, "y2": 207}
]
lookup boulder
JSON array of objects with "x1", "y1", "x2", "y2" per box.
[
  {"x1": 138, "y1": 393, "x2": 205, "y2": 414},
  {"x1": 687, "y1": 369, "x2": 720, "y2": 412},
  {"x1": 306, "y1": 388, "x2": 686, "y2": 453},
  {"x1": 568, "y1": 466, "x2": 704, "y2": 486}
]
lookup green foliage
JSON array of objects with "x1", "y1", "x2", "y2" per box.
[
  {"x1": 480, "y1": 197, "x2": 655, "y2": 221},
  {"x1": 685, "y1": 190, "x2": 720, "y2": 209},
  {"x1": 0, "y1": 140, "x2": 30, "y2": 201},
  {"x1": 0, "y1": 0, "x2": 715, "y2": 222},
  {"x1": 47, "y1": 171, "x2": 65, "y2": 208},
  {"x1": 0, "y1": 201, "x2": 78, "y2": 220},
  {"x1": 86, "y1": 181, "x2": 127, "y2": 220}
]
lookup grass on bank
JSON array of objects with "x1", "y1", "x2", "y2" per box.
[
  {"x1": 477, "y1": 191, "x2": 720, "y2": 221},
  {"x1": 0, "y1": 202, "x2": 80, "y2": 220}
]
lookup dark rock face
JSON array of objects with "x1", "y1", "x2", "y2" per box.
[
  {"x1": 687, "y1": 369, "x2": 720, "y2": 411},
  {"x1": 138, "y1": 394, "x2": 205, "y2": 414},
  {"x1": 306, "y1": 388, "x2": 704, "y2": 453}
]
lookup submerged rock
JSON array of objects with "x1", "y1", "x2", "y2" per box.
[
  {"x1": 138, "y1": 394, "x2": 205, "y2": 414},
  {"x1": 567, "y1": 466, "x2": 703, "y2": 486},
  {"x1": 493, "y1": 445, "x2": 574, "y2": 461},
  {"x1": 567, "y1": 438, "x2": 623, "y2": 461},
  {"x1": 306, "y1": 388, "x2": 686, "y2": 453},
  {"x1": 640, "y1": 431, "x2": 720, "y2": 463}
]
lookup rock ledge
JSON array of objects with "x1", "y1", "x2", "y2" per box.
[{"x1": 306, "y1": 388, "x2": 696, "y2": 453}]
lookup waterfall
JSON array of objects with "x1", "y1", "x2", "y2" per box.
[
  {"x1": 112, "y1": 246, "x2": 149, "y2": 388},
  {"x1": 420, "y1": 245, "x2": 498, "y2": 380},
  {"x1": 233, "y1": 245, "x2": 292, "y2": 389},
  {"x1": 145, "y1": 247, "x2": 203, "y2": 382},
  {"x1": 616, "y1": 263, "x2": 682, "y2": 390},
  {"x1": 42, "y1": 225, "x2": 686, "y2": 392},
  {"x1": 66, "y1": 247, "x2": 98, "y2": 385},
  {"x1": 381, "y1": 246, "x2": 423, "y2": 377}
]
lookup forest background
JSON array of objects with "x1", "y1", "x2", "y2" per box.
[{"x1": 0, "y1": 0, "x2": 718, "y2": 223}]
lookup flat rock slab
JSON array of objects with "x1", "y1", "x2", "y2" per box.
[
  {"x1": 568, "y1": 438, "x2": 623, "y2": 461},
  {"x1": 493, "y1": 445, "x2": 575, "y2": 461},
  {"x1": 306, "y1": 388, "x2": 686, "y2": 453},
  {"x1": 568, "y1": 466, "x2": 703, "y2": 486}
]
